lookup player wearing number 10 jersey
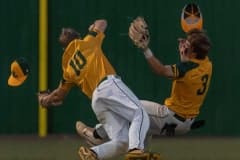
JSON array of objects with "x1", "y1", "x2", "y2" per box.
[
  {"x1": 61, "y1": 27, "x2": 115, "y2": 98},
  {"x1": 38, "y1": 19, "x2": 150, "y2": 160}
]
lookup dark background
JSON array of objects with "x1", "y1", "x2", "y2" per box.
[{"x1": 0, "y1": 0, "x2": 238, "y2": 136}]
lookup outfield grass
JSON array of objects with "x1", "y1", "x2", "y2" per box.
[{"x1": 0, "y1": 135, "x2": 239, "y2": 160}]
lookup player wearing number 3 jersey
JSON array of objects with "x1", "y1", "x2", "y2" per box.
[
  {"x1": 165, "y1": 54, "x2": 212, "y2": 118},
  {"x1": 141, "y1": 28, "x2": 212, "y2": 136},
  {"x1": 38, "y1": 19, "x2": 150, "y2": 160}
]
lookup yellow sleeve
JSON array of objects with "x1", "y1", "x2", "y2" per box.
[{"x1": 80, "y1": 31, "x2": 105, "y2": 50}]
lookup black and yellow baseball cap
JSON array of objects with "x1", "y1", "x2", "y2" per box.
[
  {"x1": 181, "y1": 3, "x2": 203, "y2": 33},
  {"x1": 8, "y1": 57, "x2": 30, "y2": 87}
]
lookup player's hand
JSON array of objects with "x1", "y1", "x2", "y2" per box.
[
  {"x1": 178, "y1": 38, "x2": 190, "y2": 55},
  {"x1": 89, "y1": 19, "x2": 107, "y2": 33},
  {"x1": 38, "y1": 90, "x2": 51, "y2": 107},
  {"x1": 38, "y1": 89, "x2": 64, "y2": 107}
]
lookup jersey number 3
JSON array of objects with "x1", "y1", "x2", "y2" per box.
[
  {"x1": 69, "y1": 50, "x2": 86, "y2": 76},
  {"x1": 197, "y1": 74, "x2": 209, "y2": 95}
]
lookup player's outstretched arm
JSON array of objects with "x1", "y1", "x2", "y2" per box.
[
  {"x1": 128, "y1": 17, "x2": 173, "y2": 78},
  {"x1": 38, "y1": 87, "x2": 68, "y2": 107},
  {"x1": 143, "y1": 48, "x2": 174, "y2": 78}
]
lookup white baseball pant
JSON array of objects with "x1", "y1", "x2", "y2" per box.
[{"x1": 91, "y1": 75, "x2": 150, "y2": 159}]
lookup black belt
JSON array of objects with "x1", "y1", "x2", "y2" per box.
[
  {"x1": 97, "y1": 77, "x2": 108, "y2": 87},
  {"x1": 97, "y1": 75, "x2": 119, "y2": 87},
  {"x1": 174, "y1": 113, "x2": 186, "y2": 122}
]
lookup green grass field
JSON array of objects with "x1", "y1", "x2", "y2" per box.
[{"x1": 0, "y1": 135, "x2": 239, "y2": 160}]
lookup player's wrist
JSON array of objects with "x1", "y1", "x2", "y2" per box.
[{"x1": 143, "y1": 48, "x2": 153, "y2": 58}]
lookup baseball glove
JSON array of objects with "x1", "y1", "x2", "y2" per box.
[
  {"x1": 128, "y1": 17, "x2": 150, "y2": 50},
  {"x1": 125, "y1": 152, "x2": 161, "y2": 160}
]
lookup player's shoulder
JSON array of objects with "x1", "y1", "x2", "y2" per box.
[{"x1": 176, "y1": 61, "x2": 199, "y2": 77}]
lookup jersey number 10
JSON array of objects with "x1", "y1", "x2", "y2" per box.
[{"x1": 69, "y1": 50, "x2": 87, "y2": 76}]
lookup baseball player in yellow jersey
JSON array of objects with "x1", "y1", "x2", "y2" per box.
[
  {"x1": 74, "y1": 28, "x2": 212, "y2": 146},
  {"x1": 140, "y1": 28, "x2": 212, "y2": 136},
  {"x1": 38, "y1": 19, "x2": 150, "y2": 160}
]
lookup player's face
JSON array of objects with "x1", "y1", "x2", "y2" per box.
[{"x1": 178, "y1": 38, "x2": 191, "y2": 62}]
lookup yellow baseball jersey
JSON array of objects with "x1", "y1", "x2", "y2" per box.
[
  {"x1": 60, "y1": 31, "x2": 116, "y2": 98},
  {"x1": 165, "y1": 57, "x2": 212, "y2": 118}
]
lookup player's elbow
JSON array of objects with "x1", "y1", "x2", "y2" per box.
[{"x1": 155, "y1": 65, "x2": 173, "y2": 78}]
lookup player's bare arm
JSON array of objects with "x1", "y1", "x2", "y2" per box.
[
  {"x1": 142, "y1": 37, "x2": 193, "y2": 79},
  {"x1": 38, "y1": 87, "x2": 68, "y2": 107},
  {"x1": 143, "y1": 48, "x2": 174, "y2": 78},
  {"x1": 128, "y1": 17, "x2": 174, "y2": 78}
]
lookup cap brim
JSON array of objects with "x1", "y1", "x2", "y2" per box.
[{"x1": 8, "y1": 75, "x2": 27, "y2": 87}]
